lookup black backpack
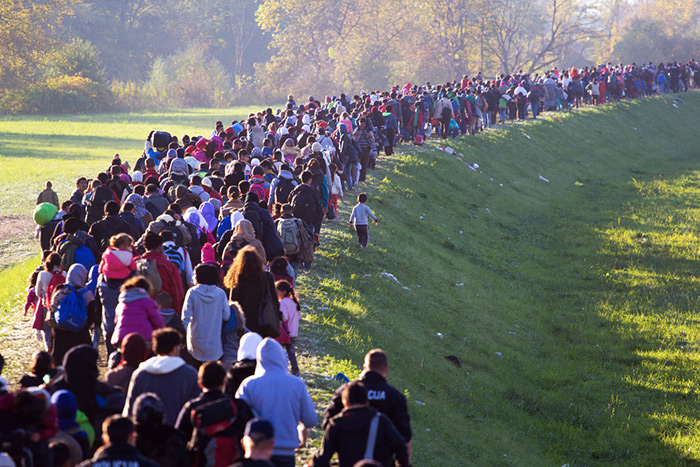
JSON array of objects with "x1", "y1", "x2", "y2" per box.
[
  {"x1": 275, "y1": 178, "x2": 295, "y2": 204},
  {"x1": 242, "y1": 205, "x2": 264, "y2": 241},
  {"x1": 160, "y1": 222, "x2": 186, "y2": 248},
  {"x1": 290, "y1": 186, "x2": 317, "y2": 222},
  {"x1": 86, "y1": 186, "x2": 114, "y2": 221}
]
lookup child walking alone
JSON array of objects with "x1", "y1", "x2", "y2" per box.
[
  {"x1": 349, "y1": 192, "x2": 378, "y2": 248},
  {"x1": 276, "y1": 280, "x2": 301, "y2": 376}
]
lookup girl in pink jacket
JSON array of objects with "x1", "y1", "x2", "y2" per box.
[
  {"x1": 111, "y1": 276, "x2": 165, "y2": 348},
  {"x1": 99, "y1": 233, "x2": 136, "y2": 280}
]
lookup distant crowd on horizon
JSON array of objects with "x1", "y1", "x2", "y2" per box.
[{"x1": 1, "y1": 57, "x2": 698, "y2": 467}]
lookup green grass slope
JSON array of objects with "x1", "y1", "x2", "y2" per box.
[{"x1": 300, "y1": 95, "x2": 700, "y2": 465}]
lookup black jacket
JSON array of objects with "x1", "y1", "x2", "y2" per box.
[
  {"x1": 323, "y1": 371, "x2": 412, "y2": 442},
  {"x1": 88, "y1": 215, "x2": 133, "y2": 253},
  {"x1": 312, "y1": 406, "x2": 408, "y2": 467},
  {"x1": 78, "y1": 442, "x2": 159, "y2": 467},
  {"x1": 289, "y1": 184, "x2": 320, "y2": 227}
]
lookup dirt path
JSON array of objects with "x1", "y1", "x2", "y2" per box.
[{"x1": 0, "y1": 216, "x2": 38, "y2": 271}]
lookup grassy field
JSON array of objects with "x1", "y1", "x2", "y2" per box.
[
  {"x1": 1, "y1": 95, "x2": 700, "y2": 465},
  {"x1": 0, "y1": 107, "x2": 265, "y2": 216}
]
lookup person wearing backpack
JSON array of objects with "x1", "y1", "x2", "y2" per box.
[
  {"x1": 268, "y1": 164, "x2": 298, "y2": 208},
  {"x1": 85, "y1": 180, "x2": 120, "y2": 226},
  {"x1": 289, "y1": 171, "x2": 321, "y2": 236},
  {"x1": 432, "y1": 93, "x2": 453, "y2": 138},
  {"x1": 175, "y1": 361, "x2": 252, "y2": 467},
  {"x1": 274, "y1": 204, "x2": 312, "y2": 276},
  {"x1": 309, "y1": 382, "x2": 408, "y2": 467},
  {"x1": 48, "y1": 264, "x2": 96, "y2": 366},
  {"x1": 55, "y1": 218, "x2": 100, "y2": 272},
  {"x1": 36, "y1": 252, "x2": 66, "y2": 348},
  {"x1": 221, "y1": 220, "x2": 266, "y2": 276},
  {"x1": 139, "y1": 233, "x2": 184, "y2": 314},
  {"x1": 88, "y1": 202, "x2": 133, "y2": 254},
  {"x1": 243, "y1": 192, "x2": 285, "y2": 262}
]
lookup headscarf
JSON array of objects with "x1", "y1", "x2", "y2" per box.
[
  {"x1": 120, "y1": 332, "x2": 147, "y2": 368},
  {"x1": 51, "y1": 390, "x2": 80, "y2": 431},
  {"x1": 184, "y1": 207, "x2": 207, "y2": 231},
  {"x1": 131, "y1": 171, "x2": 143, "y2": 184},
  {"x1": 125, "y1": 193, "x2": 149, "y2": 219},
  {"x1": 198, "y1": 201, "x2": 218, "y2": 233},
  {"x1": 233, "y1": 219, "x2": 256, "y2": 243},
  {"x1": 237, "y1": 332, "x2": 263, "y2": 361},
  {"x1": 67, "y1": 264, "x2": 94, "y2": 303}
]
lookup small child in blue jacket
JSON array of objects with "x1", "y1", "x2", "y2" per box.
[{"x1": 349, "y1": 193, "x2": 378, "y2": 248}]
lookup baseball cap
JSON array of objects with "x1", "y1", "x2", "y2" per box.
[{"x1": 244, "y1": 418, "x2": 274, "y2": 442}]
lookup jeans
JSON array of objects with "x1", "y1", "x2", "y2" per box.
[
  {"x1": 499, "y1": 108, "x2": 507, "y2": 123},
  {"x1": 482, "y1": 110, "x2": 490, "y2": 128},
  {"x1": 531, "y1": 101, "x2": 539, "y2": 119}
]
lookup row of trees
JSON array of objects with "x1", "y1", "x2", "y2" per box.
[{"x1": 0, "y1": 0, "x2": 698, "y2": 113}]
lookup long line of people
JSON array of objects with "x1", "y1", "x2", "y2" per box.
[{"x1": 6, "y1": 58, "x2": 699, "y2": 466}]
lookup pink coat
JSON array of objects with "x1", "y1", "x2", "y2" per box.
[
  {"x1": 99, "y1": 248, "x2": 136, "y2": 280},
  {"x1": 111, "y1": 288, "x2": 165, "y2": 346}
]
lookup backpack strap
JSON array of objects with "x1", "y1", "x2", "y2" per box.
[{"x1": 363, "y1": 413, "x2": 380, "y2": 460}]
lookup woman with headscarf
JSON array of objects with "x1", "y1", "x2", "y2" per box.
[
  {"x1": 184, "y1": 206, "x2": 216, "y2": 244},
  {"x1": 198, "y1": 201, "x2": 218, "y2": 234},
  {"x1": 125, "y1": 193, "x2": 154, "y2": 226},
  {"x1": 220, "y1": 219, "x2": 266, "y2": 275},
  {"x1": 106, "y1": 332, "x2": 147, "y2": 392},
  {"x1": 224, "y1": 332, "x2": 263, "y2": 395},
  {"x1": 49, "y1": 263, "x2": 97, "y2": 365},
  {"x1": 49, "y1": 345, "x2": 125, "y2": 439},
  {"x1": 224, "y1": 246, "x2": 279, "y2": 338}
]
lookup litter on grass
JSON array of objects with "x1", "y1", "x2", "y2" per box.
[
  {"x1": 539, "y1": 175, "x2": 550, "y2": 182},
  {"x1": 495, "y1": 352, "x2": 503, "y2": 356},
  {"x1": 380, "y1": 272, "x2": 400, "y2": 283},
  {"x1": 437, "y1": 333, "x2": 444, "y2": 338},
  {"x1": 402, "y1": 286, "x2": 411, "y2": 291},
  {"x1": 456, "y1": 283, "x2": 464, "y2": 286},
  {"x1": 416, "y1": 400, "x2": 426, "y2": 406}
]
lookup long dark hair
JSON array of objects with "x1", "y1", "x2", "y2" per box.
[{"x1": 275, "y1": 280, "x2": 300, "y2": 311}]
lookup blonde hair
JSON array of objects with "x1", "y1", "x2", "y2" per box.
[{"x1": 110, "y1": 233, "x2": 134, "y2": 249}]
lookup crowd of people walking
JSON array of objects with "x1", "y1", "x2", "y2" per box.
[{"x1": 2, "y1": 59, "x2": 698, "y2": 467}]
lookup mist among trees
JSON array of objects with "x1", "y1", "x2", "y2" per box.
[{"x1": 1, "y1": 0, "x2": 698, "y2": 113}]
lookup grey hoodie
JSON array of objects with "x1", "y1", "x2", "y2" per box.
[
  {"x1": 182, "y1": 284, "x2": 230, "y2": 361},
  {"x1": 236, "y1": 338, "x2": 317, "y2": 456},
  {"x1": 123, "y1": 355, "x2": 200, "y2": 426}
]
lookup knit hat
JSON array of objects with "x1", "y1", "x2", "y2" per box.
[
  {"x1": 312, "y1": 142, "x2": 322, "y2": 153},
  {"x1": 201, "y1": 243, "x2": 216, "y2": 264}
]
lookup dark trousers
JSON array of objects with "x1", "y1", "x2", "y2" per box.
[
  {"x1": 355, "y1": 224, "x2": 369, "y2": 247},
  {"x1": 359, "y1": 147, "x2": 370, "y2": 182}
]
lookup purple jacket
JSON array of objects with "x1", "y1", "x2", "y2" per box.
[{"x1": 111, "y1": 288, "x2": 165, "y2": 346}]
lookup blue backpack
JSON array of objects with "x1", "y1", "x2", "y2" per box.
[
  {"x1": 55, "y1": 285, "x2": 88, "y2": 332},
  {"x1": 74, "y1": 245, "x2": 96, "y2": 270}
]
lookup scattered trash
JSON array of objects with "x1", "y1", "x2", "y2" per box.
[
  {"x1": 380, "y1": 272, "x2": 400, "y2": 283},
  {"x1": 416, "y1": 400, "x2": 426, "y2": 406},
  {"x1": 364, "y1": 274, "x2": 371, "y2": 277},
  {"x1": 333, "y1": 373, "x2": 350, "y2": 383},
  {"x1": 485, "y1": 208, "x2": 490, "y2": 213},
  {"x1": 673, "y1": 98, "x2": 686, "y2": 105},
  {"x1": 459, "y1": 230, "x2": 463, "y2": 234},
  {"x1": 419, "y1": 215, "x2": 424, "y2": 219},
  {"x1": 495, "y1": 352, "x2": 502, "y2": 357},
  {"x1": 402, "y1": 286, "x2": 411, "y2": 291},
  {"x1": 490, "y1": 178, "x2": 493, "y2": 181},
  {"x1": 508, "y1": 331, "x2": 517, "y2": 335},
  {"x1": 444, "y1": 355, "x2": 462, "y2": 367},
  {"x1": 455, "y1": 283, "x2": 464, "y2": 286},
  {"x1": 473, "y1": 163, "x2": 479, "y2": 169},
  {"x1": 538, "y1": 175, "x2": 550, "y2": 182},
  {"x1": 499, "y1": 183, "x2": 503, "y2": 187},
  {"x1": 437, "y1": 333, "x2": 444, "y2": 338},
  {"x1": 574, "y1": 181, "x2": 584, "y2": 186},
  {"x1": 426, "y1": 428, "x2": 431, "y2": 431},
  {"x1": 554, "y1": 117, "x2": 563, "y2": 123},
  {"x1": 522, "y1": 132, "x2": 531, "y2": 139},
  {"x1": 318, "y1": 307, "x2": 328, "y2": 311},
  {"x1": 672, "y1": 103, "x2": 678, "y2": 108}
]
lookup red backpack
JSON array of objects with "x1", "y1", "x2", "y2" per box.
[
  {"x1": 44, "y1": 270, "x2": 65, "y2": 309},
  {"x1": 190, "y1": 397, "x2": 247, "y2": 467}
]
